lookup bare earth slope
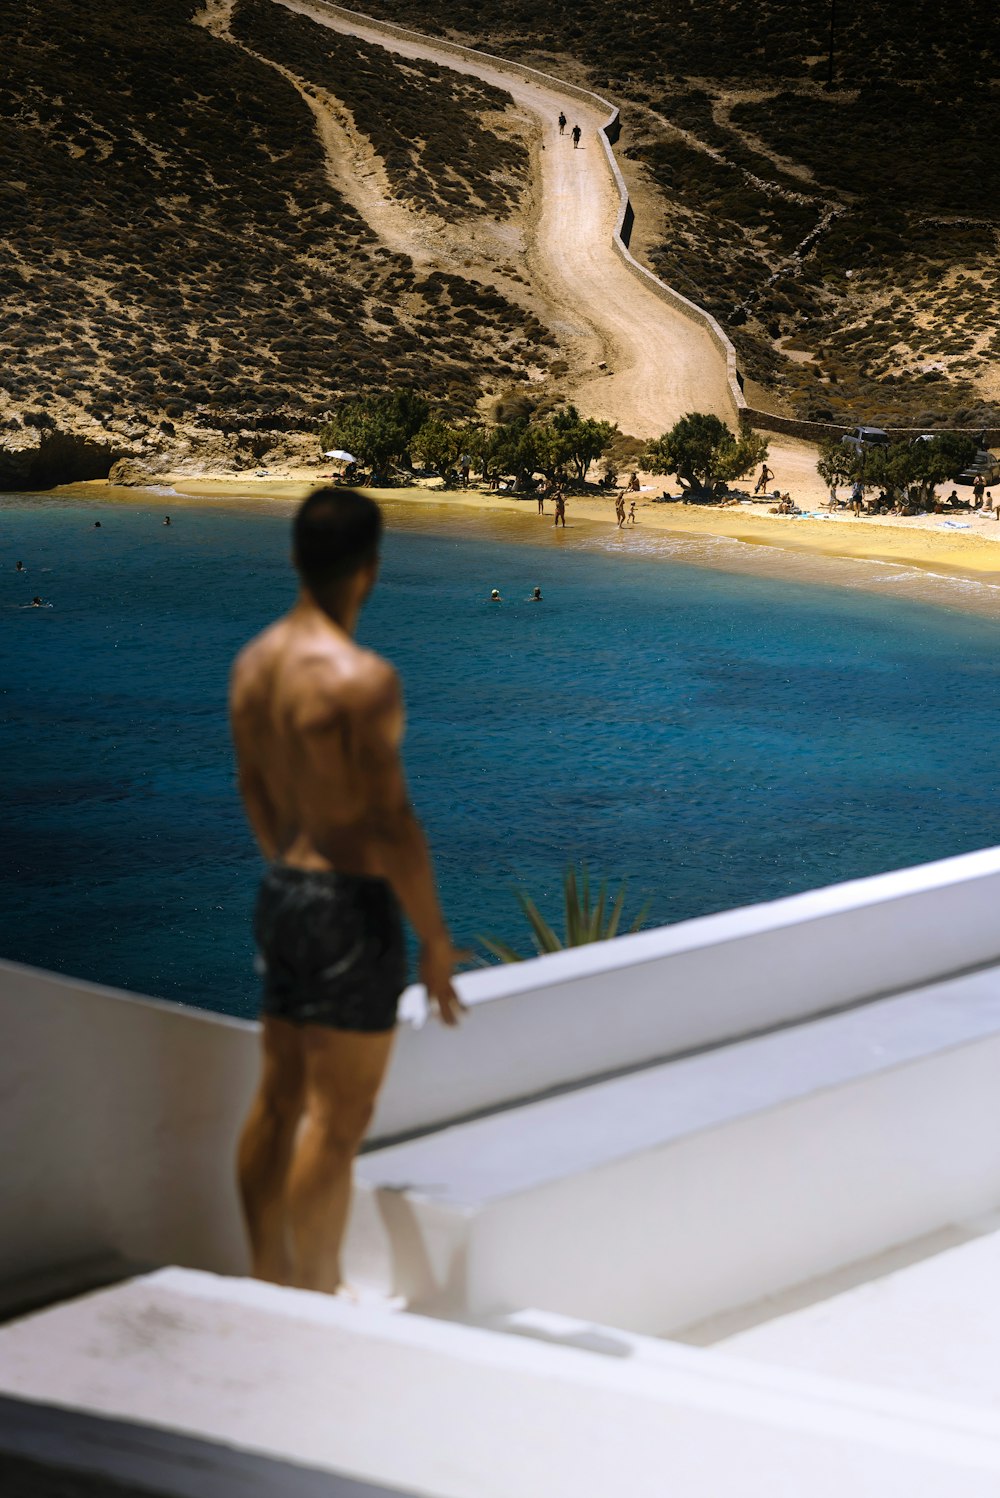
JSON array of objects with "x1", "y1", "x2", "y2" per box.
[
  {"x1": 354, "y1": 0, "x2": 1000, "y2": 431},
  {"x1": 0, "y1": 0, "x2": 557, "y2": 483},
  {"x1": 264, "y1": 4, "x2": 829, "y2": 499},
  {"x1": 277, "y1": 0, "x2": 732, "y2": 438}
]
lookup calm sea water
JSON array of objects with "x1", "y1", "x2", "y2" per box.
[{"x1": 3, "y1": 490, "x2": 1000, "y2": 1019}]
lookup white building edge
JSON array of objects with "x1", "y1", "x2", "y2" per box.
[{"x1": 3, "y1": 846, "x2": 1000, "y2": 1495}]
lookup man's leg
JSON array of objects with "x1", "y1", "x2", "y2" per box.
[
  {"x1": 237, "y1": 1016, "x2": 306, "y2": 1285},
  {"x1": 286, "y1": 1025, "x2": 395, "y2": 1293}
]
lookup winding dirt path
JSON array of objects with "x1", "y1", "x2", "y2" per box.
[{"x1": 275, "y1": 0, "x2": 734, "y2": 438}]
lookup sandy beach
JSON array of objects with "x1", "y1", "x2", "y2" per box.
[{"x1": 142, "y1": 462, "x2": 1000, "y2": 585}]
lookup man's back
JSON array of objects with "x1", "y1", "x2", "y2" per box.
[{"x1": 230, "y1": 612, "x2": 399, "y2": 876}]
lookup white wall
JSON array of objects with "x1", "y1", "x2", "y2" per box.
[
  {"x1": 5, "y1": 846, "x2": 1000, "y2": 1298},
  {"x1": 349, "y1": 972, "x2": 1000, "y2": 1334},
  {"x1": 4, "y1": 1269, "x2": 1000, "y2": 1498}
]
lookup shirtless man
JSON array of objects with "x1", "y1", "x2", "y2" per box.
[
  {"x1": 754, "y1": 463, "x2": 774, "y2": 495},
  {"x1": 553, "y1": 491, "x2": 566, "y2": 527},
  {"x1": 229, "y1": 487, "x2": 462, "y2": 1294}
]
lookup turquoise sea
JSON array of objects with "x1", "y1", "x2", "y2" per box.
[{"x1": 3, "y1": 489, "x2": 1000, "y2": 1019}]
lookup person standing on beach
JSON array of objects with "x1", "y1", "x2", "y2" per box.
[
  {"x1": 571, "y1": 124, "x2": 581, "y2": 148},
  {"x1": 554, "y1": 491, "x2": 566, "y2": 527},
  {"x1": 230, "y1": 488, "x2": 462, "y2": 1295},
  {"x1": 754, "y1": 464, "x2": 774, "y2": 495},
  {"x1": 538, "y1": 488, "x2": 547, "y2": 515},
  {"x1": 616, "y1": 495, "x2": 625, "y2": 528},
  {"x1": 627, "y1": 500, "x2": 637, "y2": 525}
]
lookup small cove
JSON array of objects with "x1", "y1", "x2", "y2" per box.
[{"x1": 3, "y1": 490, "x2": 1000, "y2": 1019}]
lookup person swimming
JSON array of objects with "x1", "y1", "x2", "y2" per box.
[
  {"x1": 15, "y1": 561, "x2": 24, "y2": 572},
  {"x1": 164, "y1": 516, "x2": 171, "y2": 526},
  {"x1": 31, "y1": 596, "x2": 43, "y2": 607},
  {"x1": 530, "y1": 586, "x2": 542, "y2": 601},
  {"x1": 94, "y1": 521, "x2": 102, "y2": 528},
  {"x1": 490, "y1": 588, "x2": 502, "y2": 601}
]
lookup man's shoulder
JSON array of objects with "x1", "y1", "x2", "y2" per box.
[
  {"x1": 230, "y1": 622, "x2": 284, "y2": 704},
  {"x1": 299, "y1": 645, "x2": 399, "y2": 728},
  {"x1": 338, "y1": 647, "x2": 398, "y2": 707}
]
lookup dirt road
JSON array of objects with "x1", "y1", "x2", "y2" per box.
[{"x1": 277, "y1": 0, "x2": 733, "y2": 439}]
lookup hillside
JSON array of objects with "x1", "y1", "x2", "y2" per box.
[
  {"x1": 357, "y1": 0, "x2": 1000, "y2": 430},
  {"x1": 0, "y1": 0, "x2": 552, "y2": 485}
]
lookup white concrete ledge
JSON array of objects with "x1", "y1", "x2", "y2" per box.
[
  {"x1": 6, "y1": 847, "x2": 1000, "y2": 1295},
  {"x1": 348, "y1": 967, "x2": 1000, "y2": 1333},
  {"x1": 387, "y1": 844, "x2": 1000, "y2": 1144},
  {"x1": 1, "y1": 1270, "x2": 999, "y2": 1497},
  {"x1": 721, "y1": 1227, "x2": 1000, "y2": 1410}
]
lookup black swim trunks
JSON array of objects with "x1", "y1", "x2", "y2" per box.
[{"x1": 253, "y1": 865, "x2": 407, "y2": 1032}]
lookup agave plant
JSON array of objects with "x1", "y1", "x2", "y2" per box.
[{"x1": 479, "y1": 865, "x2": 651, "y2": 963}]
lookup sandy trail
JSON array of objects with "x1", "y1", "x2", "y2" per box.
[{"x1": 276, "y1": 0, "x2": 733, "y2": 437}]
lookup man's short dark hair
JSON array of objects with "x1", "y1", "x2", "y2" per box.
[{"x1": 293, "y1": 488, "x2": 382, "y2": 590}]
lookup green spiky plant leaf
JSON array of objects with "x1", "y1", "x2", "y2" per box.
[{"x1": 479, "y1": 864, "x2": 652, "y2": 962}]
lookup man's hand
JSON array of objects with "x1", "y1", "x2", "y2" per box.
[{"x1": 419, "y1": 937, "x2": 467, "y2": 1027}]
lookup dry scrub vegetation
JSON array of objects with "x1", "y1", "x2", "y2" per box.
[
  {"x1": 0, "y1": 0, "x2": 551, "y2": 470},
  {"x1": 232, "y1": 0, "x2": 527, "y2": 221},
  {"x1": 359, "y1": 0, "x2": 1000, "y2": 429}
]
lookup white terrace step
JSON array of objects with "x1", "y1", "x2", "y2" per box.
[
  {"x1": 347, "y1": 965, "x2": 1000, "y2": 1334},
  {"x1": 717, "y1": 1225, "x2": 1000, "y2": 1411},
  {"x1": 1, "y1": 1269, "x2": 1000, "y2": 1498}
]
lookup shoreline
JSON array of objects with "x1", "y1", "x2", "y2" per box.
[{"x1": 117, "y1": 469, "x2": 1000, "y2": 582}]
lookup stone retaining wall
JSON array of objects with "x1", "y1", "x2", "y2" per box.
[
  {"x1": 741, "y1": 407, "x2": 1000, "y2": 445},
  {"x1": 302, "y1": 1, "x2": 746, "y2": 425},
  {"x1": 292, "y1": 4, "x2": 995, "y2": 446}
]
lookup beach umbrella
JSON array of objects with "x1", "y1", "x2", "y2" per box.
[{"x1": 323, "y1": 449, "x2": 356, "y2": 462}]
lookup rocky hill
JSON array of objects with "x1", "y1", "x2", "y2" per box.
[
  {"x1": 4, "y1": 0, "x2": 997, "y2": 488},
  {"x1": 359, "y1": 0, "x2": 1000, "y2": 430},
  {"x1": 0, "y1": 0, "x2": 551, "y2": 485}
]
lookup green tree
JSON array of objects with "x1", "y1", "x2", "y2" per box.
[
  {"x1": 642, "y1": 413, "x2": 768, "y2": 497},
  {"x1": 465, "y1": 424, "x2": 504, "y2": 485},
  {"x1": 544, "y1": 406, "x2": 618, "y2": 482},
  {"x1": 489, "y1": 419, "x2": 541, "y2": 490},
  {"x1": 816, "y1": 437, "x2": 861, "y2": 491},
  {"x1": 320, "y1": 389, "x2": 430, "y2": 480},
  {"x1": 908, "y1": 433, "x2": 977, "y2": 506},
  {"x1": 411, "y1": 417, "x2": 462, "y2": 479}
]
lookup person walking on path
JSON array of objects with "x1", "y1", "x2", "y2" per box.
[
  {"x1": 554, "y1": 491, "x2": 566, "y2": 527},
  {"x1": 230, "y1": 488, "x2": 463, "y2": 1296},
  {"x1": 571, "y1": 124, "x2": 581, "y2": 148},
  {"x1": 754, "y1": 463, "x2": 774, "y2": 495},
  {"x1": 558, "y1": 111, "x2": 566, "y2": 134}
]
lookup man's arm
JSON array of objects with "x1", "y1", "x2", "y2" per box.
[
  {"x1": 230, "y1": 654, "x2": 281, "y2": 860},
  {"x1": 354, "y1": 662, "x2": 464, "y2": 1026},
  {"x1": 236, "y1": 762, "x2": 280, "y2": 861}
]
